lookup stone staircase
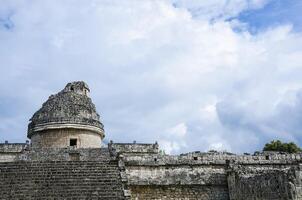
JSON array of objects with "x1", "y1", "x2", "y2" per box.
[{"x1": 0, "y1": 160, "x2": 126, "y2": 199}]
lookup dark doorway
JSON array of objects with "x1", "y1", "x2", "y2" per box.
[{"x1": 70, "y1": 139, "x2": 77, "y2": 146}]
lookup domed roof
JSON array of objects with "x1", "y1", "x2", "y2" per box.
[{"x1": 27, "y1": 81, "x2": 104, "y2": 138}]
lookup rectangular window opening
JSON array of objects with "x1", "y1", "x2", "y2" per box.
[{"x1": 70, "y1": 139, "x2": 77, "y2": 147}]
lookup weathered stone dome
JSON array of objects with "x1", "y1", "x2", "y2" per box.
[{"x1": 27, "y1": 81, "x2": 104, "y2": 139}]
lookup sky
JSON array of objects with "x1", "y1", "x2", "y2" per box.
[{"x1": 0, "y1": 0, "x2": 302, "y2": 154}]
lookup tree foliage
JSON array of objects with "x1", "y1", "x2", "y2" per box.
[{"x1": 263, "y1": 140, "x2": 301, "y2": 153}]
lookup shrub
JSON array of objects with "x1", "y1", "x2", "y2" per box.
[{"x1": 263, "y1": 140, "x2": 301, "y2": 153}]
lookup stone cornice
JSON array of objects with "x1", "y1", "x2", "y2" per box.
[{"x1": 28, "y1": 122, "x2": 105, "y2": 139}]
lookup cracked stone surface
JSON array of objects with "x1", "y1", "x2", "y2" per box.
[{"x1": 28, "y1": 81, "x2": 104, "y2": 138}]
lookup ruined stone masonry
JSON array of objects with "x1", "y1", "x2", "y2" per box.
[{"x1": 0, "y1": 81, "x2": 302, "y2": 199}]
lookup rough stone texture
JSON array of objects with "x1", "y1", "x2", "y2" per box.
[
  {"x1": 0, "y1": 147, "x2": 128, "y2": 200},
  {"x1": 112, "y1": 143, "x2": 302, "y2": 200},
  {"x1": 28, "y1": 81, "x2": 104, "y2": 148},
  {"x1": 2, "y1": 143, "x2": 302, "y2": 199},
  {"x1": 130, "y1": 185, "x2": 229, "y2": 200},
  {"x1": 118, "y1": 148, "x2": 229, "y2": 200},
  {"x1": 294, "y1": 167, "x2": 302, "y2": 199},
  {"x1": 120, "y1": 151, "x2": 302, "y2": 166},
  {"x1": 126, "y1": 165, "x2": 227, "y2": 185},
  {"x1": 0, "y1": 143, "x2": 27, "y2": 153},
  {"x1": 16, "y1": 147, "x2": 113, "y2": 162},
  {"x1": 30, "y1": 129, "x2": 102, "y2": 148},
  {"x1": 108, "y1": 141, "x2": 159, "y2": 158},
  {"x1": 0, "y1": 161, "x2": 125, "y2": 200},
  {"x1": 227, "y1": 164, "x2": 302, "y2": 200},
  {"x1": 2, "y1": 81, "x2": 302, "y2": 199},
  {"x1": 0, "y1": 143, "x2": 27, "y2": 162},
  {"x1": 111, "y1": 142, "x2": 159, "y2": 155}
]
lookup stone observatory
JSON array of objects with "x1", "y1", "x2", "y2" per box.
[
  {"x1": 27, "y1": 81, "x2": 105, "y2": 148},
  {"x1": 1, "y1": 81, "x2": 302, "y2": 200}
]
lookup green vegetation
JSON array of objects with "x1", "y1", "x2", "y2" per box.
[
  {"x1": 159, "y1": 149, "x2": 166, "y2": 155},
  {"x1": 263, "y1": 140, "x2": 301, "y2": 153}
]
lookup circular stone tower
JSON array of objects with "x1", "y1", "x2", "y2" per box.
[{"x1": 28, "y1": 81, "x2": 104, "y2": 148}]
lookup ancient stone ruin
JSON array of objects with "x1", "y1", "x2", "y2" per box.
[{"x1": 0, "y1": 81, "x2": 302, "y2": 199}]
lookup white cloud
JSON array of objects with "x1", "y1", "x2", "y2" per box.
[
  {"x1": 208, "y1": 142, "x2": 226, "y2": 151},
  {"x1": 0, "y1": 0, "x2": 302, "y2": 154},
  {"x1": 159, "y1": 140, "x2": 182, "y2": 155},
  {"x1": 200, "y1": 104, "x2": 217, "y2": 122},
  {"x1": 159, "y1": 123, "x2": 187, "y2": 154},
  {"x1": 167, "y1": 123, "x2": 187, "y2": 138}
]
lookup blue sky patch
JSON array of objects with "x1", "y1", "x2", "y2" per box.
[
  {"x1": 0, "y1": 17, "x2": 14, "y2": 30},
  {"x1": 238, "y1": 0, "x2": 302, "y2": 33}
]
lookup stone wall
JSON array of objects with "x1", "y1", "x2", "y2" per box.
[
  {"x1": 1, "y1": 142, "x2": 302, "y2": 199},
  {"x1": 126, "y1": 165, "x2": 227, "y2": 185},
  {"x1": 126, "y1": 164, "x2": 229, "y2": 200},
  {"x1": 112, "y1": 143, "x2": 302, "y2": 200},
  {"x1": 294, "y1": 166, "x2": 302, "y2": 199},
  {"x1": 16, "y1": 147, "x2": 112, "y2": 161},
  {"x1": 30, "y1": 128, "x2": 102, "y2": 148},
  {"x1": 0, "y1": 146, "x2": 129, "y2": 200},
  {"x1": 113, "y1": 144, "x2": 228, "y2": 199},
  {"x1": 121, "y1": 152, "x2": 302, "y2": 166},
  {"x1": 227, "y1": 164, "x2": 302, "y2": 200},
  {"x1": 0, "y1": 143, "x2": 26, "y2": 162},
  {"x1": 110, "y1": 142, "x2": 159, "y2": 155},
  {"x1": 0, "y1": 161, "x2": 126, "y2": 200},
  {"x1": 130, "y1": 185, "x2": 229, "y2": 200}
]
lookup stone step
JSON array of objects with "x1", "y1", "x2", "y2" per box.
[{"x1": 0, "y1": 161, "x2": 125, "y2": 199}]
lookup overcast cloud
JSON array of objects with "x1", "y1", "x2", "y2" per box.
[{"x1": 0, "y1": 0, "x2": 302, "y2": 154}]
